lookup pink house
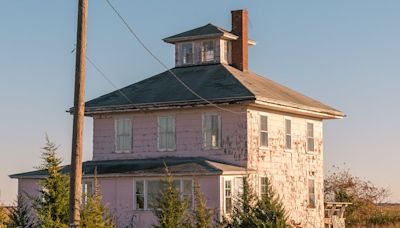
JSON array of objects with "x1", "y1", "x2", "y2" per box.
[{"x1": 11, "y1": 9, "x2": 344, "y2": 227}]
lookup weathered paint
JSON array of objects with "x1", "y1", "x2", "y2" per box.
[
  {"x1": 247, "y1": 107, "x2": 325, "y2": 227},
  {"x1": 92, "y1": 106, "x2": 248, "y2": 166}
]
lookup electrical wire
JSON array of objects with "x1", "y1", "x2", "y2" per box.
[{"x1": 104, "y1": 0, "x2": 246, "y2": 115}]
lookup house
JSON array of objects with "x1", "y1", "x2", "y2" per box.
[{"x1": 10, "y1": 9, "x2": 344, "y2": 227}]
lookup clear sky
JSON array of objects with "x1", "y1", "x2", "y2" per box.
[{"x1": 0, "y1": 1, "x2": 399, "y2": 205}]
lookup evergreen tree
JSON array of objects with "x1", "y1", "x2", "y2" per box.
[
  {"x1": 192, "y1": 181, "x2": 213, "y2": 228},
  {"x1": 80, "y1": 170, "x2": 115, "y2": 228},
  {"x1": 254, "y1": 178, "x2": 287, "y2": 227},
  {"x1": 152, "y1": 165, "x2": 190, "y2": 228},
  {"x1": 224, "y1": 177, "x2": 288, "y2": 228},
  {"x1": 34, "y1": 137, "x2": 69, "y2": 228},
  {"x1": 8, "y1": 195, "x2": 37, "y2": 228}
]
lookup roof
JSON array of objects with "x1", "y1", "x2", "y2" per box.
[
  {"x1": 163, "y1": 23, "x2": 238, "y2": 43},
  {"x1": 83, "y1": 64, "x2": 344, "y2": 118},
  {"x1": 9, "y1": 157, "x2": 250, "y2": 179}
]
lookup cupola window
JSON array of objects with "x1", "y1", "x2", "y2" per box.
[
  {"x1": 182, "y1": 43, "x2": 193, "y2": 65},
  {"x1": 201, "y1": 40, "x2": 215, "y2": 62}
]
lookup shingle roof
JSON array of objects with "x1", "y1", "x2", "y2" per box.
[
  {"x1": 163, "y1": 23, "x2": 238, "y2": 43},
  {"x1": 83, "y1": 64, "x2": 344, "y2": 118},
  {"x1": 9, "y1": 157, "x2": 249, "y2": 179}
]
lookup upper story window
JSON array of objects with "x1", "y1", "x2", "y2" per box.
[
  {"x1": 285, "y1": 119, "x2": 292, "y2": 150},
  {"x1": 115, "y1": 118, "x2": 132, "y2": 152},
  {"x1": 201, "y1": 40, "x2": 215, "y2": 62},
  {"x1": 203, "y1": 113, "x2": 221, "y2": 149},
  {"x1": 158, "y1": 116, "x2": 176, "y2": 151},
  {"x1": 307, "y1": 122, "x2": 314, "y2": 152},
  {"x1": 260, "y1": 115, "x2": 268, "y2": 148},
  {"x1": 182, "y1": 43, "x2": 193, "y2": 65}
]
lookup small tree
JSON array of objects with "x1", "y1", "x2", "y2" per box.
[
  {"x1": 0, "y1": 206, "x2": 9, "y2": 227},
  {"x1": 191, "y1": 181, "x2": 213, "y2": 228},
  {"x1": 80, "y1": 171, "x2": 115, "y2": 228},
  {"x1": 152, "y1": 165, "x2": 189, "y2": 228},
  {"x1": 254, "y1": 178, "x2": 287, "y2": 227},
  {"x1": 34, "y1": 137, "x2": 69, "y2": 228},
  {"x1": 8, "y1": 194, "x2": 37, "y2": 228},
  {"x1": 224, "y1": 177, "x2": 287, "y2": 227}
]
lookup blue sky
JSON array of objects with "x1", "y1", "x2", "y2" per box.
[{"x1": 0, "y1": 1, "x2": 399, "y2": 204}]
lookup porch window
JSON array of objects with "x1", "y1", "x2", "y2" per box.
[
  {"x1": 308, "y1": 178, "x2": 316, "y2": 208},
  {"x1": 203, "y1": 113, "x2": 221, "y2": 149},
  {"x1": 82, "y1": 180, "x2": 93, "y2": 205},
  {"x1": 285, "y1": 119, "x2": 292, "y2": 150},
  {"x1": 158, "y1": 116, "x2": 176, "y2": 151},
  {"x1": 201, "y1": 40, "x2": 215, "y2": 62},
  {"x1": 224, "y1": 180, "x2": 232, "y2": 214},
  {"x1": 182, "y1": 43, "x2": 193, "y2": 65},
  {"x1": 134, "y1": 179, "x2": 193, "y2": 210},
  {"x1": 115, "y1": 118, "x2": 132, "y2": 151},
  {"x1": 307, "y1": 122, "x2": 314, "y2": 152},
  {"x1": 260, "y1": 115, "x2": 268, "y2": 147}
]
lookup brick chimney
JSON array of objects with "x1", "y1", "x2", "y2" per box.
[{"x1": 231, "y1": 9, "x2": 248, "y2": 71}]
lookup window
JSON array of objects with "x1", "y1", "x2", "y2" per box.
[
  {"x1": 308, "y1": 178, "x2": 316, "y2": 208},
  {"x1": 221, "y1": 40, "x2": 231, "y2": 64},
  {"x1": 135, "y1": 180, "x2": 145, "y2": 210},
  {"x1": 260, "y1": 115, "x2": 268, "y2": 147},
  {"x1": 224, "y1": 180, "x2": 232, "y2": 214},
  {"x1": 285, "y1": 119, "x2": 292, "y2": 150},
  {"x1": 307, "y1": 122, "x2": 314, "y2": 152},
  {"x1": 158, "y1": 116, "x2": 176, "y2": 151},
  {"x1": 201, "y1": 40, "x2": 215, "y2": 62},
  {"x1": 134, "y1": 179, "x2": 193, "y2": 210},
  {"x1": 82, "y1": 180, "x2": 93, "y2": 205},
  {"x1": 182, "y1": 43, "x2": 193, "y2": 64},
  {"x1": 260, "y1": 177, "x2": 268, "y2": 198},
  {"x1": 115, "y1": 118, "x2": 132, "y2": 151},
  {"x1": 203, "y1": 113, "x2": 221, "y2": 149}
]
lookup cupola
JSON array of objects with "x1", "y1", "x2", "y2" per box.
[{"x1": 163, "y1": 9, "x2": 255, "y2": 71}]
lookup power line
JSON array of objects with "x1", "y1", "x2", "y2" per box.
[{"x1": 104, "y1": 0, "x2": 246, "y2": 115}]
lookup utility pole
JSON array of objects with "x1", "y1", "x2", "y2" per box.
[{"x1": 69, "y1": 0, "x2": 88, "y2": 227}]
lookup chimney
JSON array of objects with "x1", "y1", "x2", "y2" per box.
[{"x1": 231, "y1": 9, "x2": 248, "y2": 71}]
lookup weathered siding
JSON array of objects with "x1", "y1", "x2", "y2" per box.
[
  {"x1": 247, "y1": 107, "x2": 325, "y2": 227},
  {"x1": 93, "y1": 106, "x2": 248, "y2": 166}
]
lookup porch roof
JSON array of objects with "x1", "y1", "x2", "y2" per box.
[{"x1": 10, "y1": 157, "x2": 251, "y2": 179}]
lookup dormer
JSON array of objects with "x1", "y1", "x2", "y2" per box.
[{"x1": 163, "y1": 10, "x2": 256, "y2": 71}]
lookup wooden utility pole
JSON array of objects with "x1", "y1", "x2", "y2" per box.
[{"x1": 69, "y1": 0, "x2": 88, "y2": 227}]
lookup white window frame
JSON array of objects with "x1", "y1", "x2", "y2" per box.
[
  {"x1": 259, "y1": 114, "x2": 269, "y2": 148},
  {"x1": 308, "y1": 177, "x2": 316, "y2": 209},
  {"x1": 181, "y1": 42, "x2": 194, "y2": 65},
  {"x1": 306, "y1": 121, "x2": 315, "y2": 152},
  {"x1": 202, "y1": 113, "x2": 221, "y2": 149},
  {"x1": 82, "y1": 179, "x2": 94, "y2": 205},
  {"x1": 284, "y1": 118, "x2": 292, "y2": 151},
  {"x1": 201, "y1": 40, "x2": 215, "y2": 62},
  {"x1": 133, "y1": 178, "x2": 193, "y2": 211},
  {"x1": 157, "y1": 115, "x2": 176, "y2": 151},
  {"x1": 223, "y1": 178, "x2": 233, "y2": 214},
  {"x1": 114, "y1": 118, "x2": 132, "y2": 153}
]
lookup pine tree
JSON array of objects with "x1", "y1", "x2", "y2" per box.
[
  {"x1": 224, "y1": 177, "x2": 288, "y2": 228},
  {"x1": 152, "y1": 165, "x2": 190, "y2": 228},
  {"x1": 254, "y1": 178, "x2": 287, "y2": 227},
  {"x1": 34, "y1": 137, "x2": 69, "y2": 228},
  {"x1": 192, "y1": 181, "x2": 213, "y2": 228},
  {"x1": 80, "y1": 170, "x2": 115, "y2": 228},
  {"x1": 8, "y1": 195, "x2": 37, "y2": 228}
]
